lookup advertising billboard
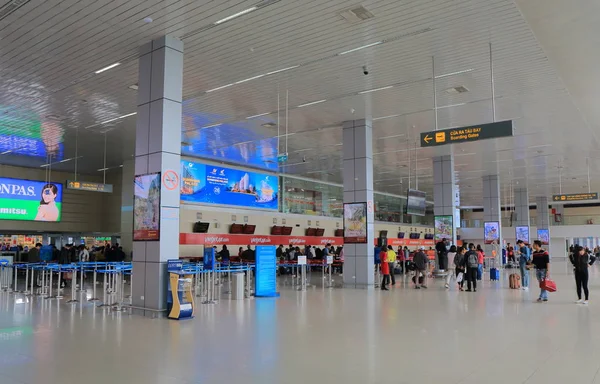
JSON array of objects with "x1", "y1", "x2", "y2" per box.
[
  {"x1": 180, "y1": 161, "x2": 278, "y2": 210},
  {"x1": 484, "y1": 222, "x2": 500, "y2": 244},
  {"x1": 537, "y1": 229, "x2": 550, "y2": 245},
  {"x1": 434, "y1": 215, "x2": 453, "y2": 241},
  {"x1": 515, "y1": 226, "x2": 530, "y2": 244},
  {"x1": 133, "y1": 173, "x2": 161, "y2": 241},
  {"x1": 343, "y1": 202, "x2": 367, "y2": 243},
  {"x1": 0, "y1": 177, "x2": 62, "y2": 222}
]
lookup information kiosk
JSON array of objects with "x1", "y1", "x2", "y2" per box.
[
  {"x1": 255, "y1": 245, "x2": 279, "y2": 297},
  {"x1": 167, "y1": 259, "x2": 195, "y2": 320}
]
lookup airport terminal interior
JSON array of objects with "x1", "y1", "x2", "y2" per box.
[{"x1": 2, "y1": 0, "x2": 600, "y2": 383}]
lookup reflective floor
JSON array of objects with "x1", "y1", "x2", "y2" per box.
[{"x1": 1, "y1": 261, "x2": 599, "y2": 384}]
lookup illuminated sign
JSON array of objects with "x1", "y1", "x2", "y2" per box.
[
  {"x1": 0, "y1": 177, "x2": 62, "y2": 222},
  {"x1": 552, "y1": 193, "x2": 598, "y2": 202},
  {"x1": 420, "y1": 120, "x2": 513, "y2": 147},
  {"x1": 133, "y1": 173, "x2": 161, "y2": 241},
  {"x1": 66, "y1": 180, "x2": 113, "y2": 193}
]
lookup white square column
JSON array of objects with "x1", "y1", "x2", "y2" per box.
[
  {"x1": 342, "y1": 119, "x2": 375, "y2": 288},
  {"x1": 433, "y1": 155, "x2": 457, "y2": 245},
  {"x1": 512, "y1": 188, "x2": 530, "y2": 227},
  {"x1": 536, "y1": 196, "x2": 550, "y2": 229},
  {"x1": 483, "y1": 175, "x2": 503, "y2": 262},
  {"x1": 132, "y1": 36, "x2": 183, "y2": 316}
]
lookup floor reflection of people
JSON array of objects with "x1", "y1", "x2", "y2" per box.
[{"x1": 34, "y1": 184, "x2": 59, "y2": 221}]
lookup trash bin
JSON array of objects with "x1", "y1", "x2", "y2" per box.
[{"x1": 232, "y1": 272, "x2": 245, "y2": 300}]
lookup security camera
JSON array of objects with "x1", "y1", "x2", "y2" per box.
[
  {"x1": 362, "y1": 65, "x2": 369, "y2": 75},
  {"x1": 302, "y1": 156, "x2": 307, "y2": 163}
]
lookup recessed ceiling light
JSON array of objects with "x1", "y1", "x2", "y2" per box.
[
  {"x1": 143, "y1": 17, "x2": 153, "y2": 23},
  {"x1": 246, "y1": 112, "x2": 270, "y2": 119},
  {"x1": 339, "y1": 41, "x2": 382, "y2": 55},
  {"x1": 214, "y1": 6, "x2": 257, "y2": 25},
  {"x1": 435, "y1": 69, "x2": 475, "y2": 79},
  {"x1": 297, "y1": 99, "x2": 326, "y2": 108},
  {"x1": 359, "y1": 85, "x2": 393, "y2": 94},
  {"x1": 235, "y1": 74, "x2": 266, "y2": 84},
  {"x1": 95, "y1": 62, "x2": 121, "y2": 74},
  {"x1": 265, "y1": 65, "x2": 299, "y2": 76},
  {"x1": 261, "y1": 122, "x2": 276, "y2": 128},
  {"x1": 373, "y1": 114, "x2": 400, "y2": 121},
  {"x1": 206, "y1": 83, "x2": 234, "y2": 93}
]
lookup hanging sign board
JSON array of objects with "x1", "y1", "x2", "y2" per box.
[
  {"x1": 420, "y1": 120, "x2": 514, "y2": 147},
  {"x1": 552, "y1": 193, "x2": 598, "y2": 202},
  {"x1": 66, "y1": 180, "x2": 113, "y2": 193}
]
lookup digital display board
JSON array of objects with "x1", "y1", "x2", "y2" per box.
[
  {"x1": 344, "y1": 202, "x2": 367, "y2": 243},
  {"x1": 484, "y1": 222, "x2": 500, "y2": 244},
  {"x1": 515, "y1": 226, "x2": 530, "y2": 244},
  {"x1": 180, "y1": 161, "x2": 278, "y2": 210},
  {"x1": 0, "y1": 177, "x2": 62, "y2": 222},
  {"x1": 133, "y1": 173, "x2": 161, "y2": 241},
  {"x1": 537, "y1": 229, "x2": 550, "y2": 245},
  {"x1": 255, "y1": 246, "x2": 279, "y2": 297},
  {"x1": 406, "y1": 189, "x2": 426, "y2": 216},
  {"x1": 434, "y1": 215, "x2": 453, "y2": 241}
]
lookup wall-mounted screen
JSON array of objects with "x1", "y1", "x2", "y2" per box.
[
  {"x1": 484, "y1": 222, "x2": 500, "y2": 244},
  {"x1": 515, "y1": 226, "x2": 530, "y2": 244},
  {"x1": 406, "y1": 189, "x2": 426, "y2": 216},
  {"x1": 537, "y1": 228, "x2": 550, "y2": 245},
  {"x1": 181, "y1": 161, "x2": 278, "y2": 210},
  {"x1": 343, "y1": 202, "x2": 367, "y2": 243},
  {"x1": 133, "y1": 173, "x2": 161, "y2": 241},
  {"x1": 434, "y1": 215, "x2": 453, "y2": 241},
  {"x1": 0, "y1": 177, "x2": 62, "y2": 222}
]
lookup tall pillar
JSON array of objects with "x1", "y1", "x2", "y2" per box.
[
  {"x1": 342, "y1": 118, "x2": 375, "y2": 287},
  {"x1": 132, "y1": 36, "x2": 183, "y2": 316},
  {"x1": 482, "y1": 175, "x2": 502, "y2": 261},
  {"x1": 536, "y1": 196, "x2": 550, "y2": 229},
  {"x1": 433, "y1": 155, "x2": 457, "y2": 245},
  {"x1": 512, "y1": 188, "x2": 530, "y2": 227},
  {"x1": 120, "y1": 159, "x2": 134, "y2": 259}
]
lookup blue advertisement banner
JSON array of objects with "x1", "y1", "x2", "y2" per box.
[
  {"x1": 0, "y1": 177, "x2": 63, "y2": 222},
  {"x1": 180, "y1": 160, "x2": 278, "y2": 210},
  {"x1": 167, "y1": 259, "x2": 183, "y2": 272},
  {"x1": 255, "y1": 245, "x2": 279, "y2": 298},
  {"x1": 203, "y1": 247, "x2": 215, "y2": 271}
]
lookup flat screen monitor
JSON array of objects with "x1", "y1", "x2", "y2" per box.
[
  {"x1": 515, "y1": 226, "x2": 530, "y2": 244},
  {"x1": 537, "y1": 228, "x2": 550, "y2": 245},
  {"x1": 230, "y1": 224, "x2": 244, "y2": 234},
  {"x1": 0, "y1": 177, "x2": 63, "y2": 222},
  {"x1": 193, "y1": 222, "x2": 210, "y2": 233},
  {"x1": 406, "y1": 189, "x2": 426, "y2": 216},
  {"x1": 243, "y1": 224, "x2": 256, "y2": 234},
  {"x1": 281, "y1": 226, "x2": 293, "y2": 235},
  {"x1": 133, "y1": 173, "x2": 161, "y2": 241},
  {"x1": 315, "y1": 228, "x2": 325, "y2": 236},
  {"x1": 306, "y1": 228, "x2": 317, "y2": 236},
  {"x1": 484, "y1": 222, "x2": 500, "y2": 244},
  {"x1": 271, "y1": 226, "x2": 282, "y2": 235}
]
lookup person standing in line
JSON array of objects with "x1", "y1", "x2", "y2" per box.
[
  {"x1": 380, "y1": 247, "x2": 390, "y2": 291},
  {"x1": 476, "y1": 244, "x2": 484, "y2": 281},
  {"x1": 386, "y1": 245, "x2": 397, "y2": 286},
  {"x1": 413, "y1": 246, "x2": 428, "y2": 289},
  {"x1": 454, "y1": 246, "x2": 467, "y2": 291},
  {"x1": 465, "y1": 243, "x2": 479, "y2": 292},
  {"x1": 516, "y1": 240, "x2": 530, "y2": 291},
  {"x1": 445, "y1": 245, "x2": 457, "y2": 289},
  {"x1": 436, "y1": 238, "x2": 449, "y2": 270},
  {"x1": 570, "y1": 245, "x2": 595, "y2": 304},
  {"x1": 531, "y1": 240, "x2": 550, "y2": 303}
]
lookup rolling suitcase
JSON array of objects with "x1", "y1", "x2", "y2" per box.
[
  {"x1": 490, "y1": 268, "x2": 500, "y2": 281},
  {"x1": 509, "y1": 273, "x2": 521, "y2": 289}
]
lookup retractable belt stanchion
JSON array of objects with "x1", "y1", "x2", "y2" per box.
[
  {"x1": 23, "y1": 264, "x2": 30, "y2": 294},
  {"x1": 45, "y1": 265, "x2": 54, "y2": 299},
  {"x1": 375, "y1": 264, "x2": 380, "y2": 288},
  {"x1": 55, "y1": 266, "x2": 64, "y2": 299},
  {"x1": 0, "y1": 260, "x2": 9, "y2": 291},
  {"x1": 66, "y1": 265, "x2": 78, "y2": 304},
  {"x1": 13, "y1": 263, "x2": 18, "y2": 293},
  {"x1": 88, "y1": 263, "x2": 101, "y2": 302}
]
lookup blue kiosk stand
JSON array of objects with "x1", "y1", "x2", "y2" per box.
[
  {"x1": 167, "y1": 260, "x2": 195, "y2": 320},
  {"x1": 255, "y1": 246, "x2": 280, "y2": 298}
]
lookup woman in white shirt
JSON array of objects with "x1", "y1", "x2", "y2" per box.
[
  {"x1": 79, "y1": 245, "x2": 90, "y2": 262},
  {"x1": 445, "y1": 245, "x2": 458, "y2": 289}
]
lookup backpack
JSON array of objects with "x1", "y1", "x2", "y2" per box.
[{"x1": 467, "y1": 251, "x2": 479, "y2": 268}]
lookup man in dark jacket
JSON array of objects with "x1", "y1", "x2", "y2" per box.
[
  {"x1": 464, "y1": 243, "x2": 479, "y2": 292},
  {"x1": 58, "y1": 244, "x2": 72, "y2": 288},
  {"x1": 28, "y1": 243, "x2": 42, "y2": 263},
  {"x1": 435, "y1": 238, "x2": 449, "y2": 270},
  {"x1": 413, "y1": 247, "x2": 428, "y2": 289}
]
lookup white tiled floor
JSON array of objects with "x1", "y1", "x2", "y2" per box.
[{"x1": 1, "y1": 261, "x2": 599, "y2": 384}]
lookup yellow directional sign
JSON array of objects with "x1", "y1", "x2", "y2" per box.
[
  {"x1": 552, "y1": 193, "x2": 598, "y2": 202},
  {"x1": 66, "y1": 180, "x2": 113, "y2": 193},
  {"x1": 420, "y1": 120, "x2": 513, "y2": 147}
]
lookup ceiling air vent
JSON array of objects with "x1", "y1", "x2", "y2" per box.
[
  {"x1": 339, "y1": 5, "x2": 374, "y2": 23},
  {"x1": 445, "y1": 85, "x2": 469, "y2": 95},
  {"x1": 0, "y1": 0, "x2": 30, "y2": 21}
]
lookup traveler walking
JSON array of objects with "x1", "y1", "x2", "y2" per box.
[
  {"x1": 570, "y1": 245, "x2": 595, "y2": 304},
  {"x1": 445, "y1": 245, "x2": 457, "y2": 289},
  {"x1": 413, "y1": 246, "x2": 428, "y2": 289},
  {"x1": 454, "y1": 246, "x2": 466, "y2": 291},
  {"x1": 386, "y1": 245, "x2": 397, "y2": 286},
  {"x1": 380, "y1": 247, "x2": 390, "y2": 291},
  {"x1": 531, "y1": 240, "x2": 550, "y2": 302},
  {"x1": 465, "y1": 243, "x2": 479, "y2": 292},
  {"x1": 516, "y1": 240, "x2": 530, "y2": 290}
]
